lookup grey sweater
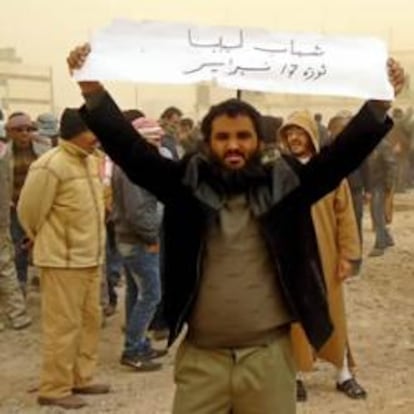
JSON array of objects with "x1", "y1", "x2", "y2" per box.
[
  {"x1": 111, "y1": 164, "x2": 162, "y2": 245},
  {"x1": 188, "y1": 195, "x2": 292, "y2": 348}
]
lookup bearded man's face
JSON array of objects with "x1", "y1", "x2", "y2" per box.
[{"x1": 208, "y1": 114, "x2": 260, "y2": 170}]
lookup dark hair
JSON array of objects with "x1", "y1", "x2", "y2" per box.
[
  {"x1": 160, "y1": 106, "x2": 182, "y2": 120},
  {"x1": 59, "y1": 108, "x2": 88, "y2": 140},
  {"x1": 201, "y1": 99, "x2": 264, "y2": 142},
  {"x1": 314, "y1": 113, "x2": 323, "y2": 122},
  {"x1": 0, "y1": 109, "x2": 4, "y2": 121},
  {"x1": 123, "y1": 109, "x2": 145, "y2": 122},
  {"x1": 8, "y1": 111, "x2": 29, "y2": 120},
  {"x1": 180, "y1": 117, "x2": 194, "y2": 130}
]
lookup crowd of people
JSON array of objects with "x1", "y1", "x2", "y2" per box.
[{"x1": 0, "y1": 47, "x2": 407, "y2": 413}]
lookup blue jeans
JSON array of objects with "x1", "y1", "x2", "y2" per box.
[
  {"x1": 119, "y1": 243, "x2": 161, "y2": 358},
  {"x1": 371, "y1": 188, "x2": 394, "y2": 249},
  {"x1": 10, "y1": 208, "x2": 28, "y2": 287}
]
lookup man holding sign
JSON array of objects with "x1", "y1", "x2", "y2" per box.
[{"x1": 68, "y1": 42, "x2": 403, "y2": 413}]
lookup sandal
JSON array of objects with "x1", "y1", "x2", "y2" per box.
[{"x1": 336, "y1": 378, "x2": 367, "y2": 399}]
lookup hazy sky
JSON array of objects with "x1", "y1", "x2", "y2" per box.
[{"x1": 1, "y1": 0, "x2": 413, "y2": 115}]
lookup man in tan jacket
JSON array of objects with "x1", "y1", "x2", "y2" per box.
[
  {"x1": 17, "y1": 108, "x2": 109, "y2": 410},
  {"x1": 279, "y1": 111, "x2": 367, "y2": 402}
]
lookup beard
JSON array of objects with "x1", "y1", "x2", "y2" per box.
[{"x1": 206, "y1": 150, "x2": 266, "y2": 195}]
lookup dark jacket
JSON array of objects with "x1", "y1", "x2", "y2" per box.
[
  {"x1": 111, "y1": 164, "x2": 162, "y2": 245},
  {"x1": 80, "y1": 92, "x2": 392, "y2": 350}
]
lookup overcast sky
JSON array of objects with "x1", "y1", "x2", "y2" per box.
[{"x1": 1, "y1": 0, "x2": 413, "y2": 114}]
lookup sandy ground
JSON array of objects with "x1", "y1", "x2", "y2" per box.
[{"x1": 0, "y1": 192, "x2": 413, "y2": 414}]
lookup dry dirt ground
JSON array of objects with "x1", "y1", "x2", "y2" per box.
[{"x1": 1, "y1": 192, "x2": 413, "y2": 414}]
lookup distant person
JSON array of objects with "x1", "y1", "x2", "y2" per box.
[
  {"x1": 177, "y1": 117, "x2": 200, "y2": 155},
  {"x1": 36, "y1": 113, "x2": 59, "y2": 147},
  {"x1": 159, "y1": 106, "x2": 182, "y2": 159},
  {"x1": 112, "y1": 117, "x2": 167, "y2": 371},
  {"x1": 280, "y1": 110, "x2": 366, "y2": 401},
  {"x1": 389, "y1": 107, "x2": 412, "y2": 192},
  {"x1": 101, "y1": 107, "x2": 146, "y2": 318},
  {"x1": 261, "y1": 115, "x2": 284, "y2": 163},
  {"x1": 367, "y1": 135, "x2": 398, "y2": 257},
  {"x1": 0, "y1": 115, "x2": 32, "y2": 331},
  {"x1": 5, "y1": 112, "x2": 50, "y2": 291},
  {"x1": 314, "y1": 112, "x2": 330, "y2": 147},
  {"x1": 18, "y1": 109, "x2": 109, "y2": 410}
]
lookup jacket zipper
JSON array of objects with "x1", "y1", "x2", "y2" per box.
[{"x1": 85, "y1": 159, "x2": 103, "y2": 264}]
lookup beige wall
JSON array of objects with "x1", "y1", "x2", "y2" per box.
[{"x1": 0, "y1": 0, "x2": 413, "y2": 119}]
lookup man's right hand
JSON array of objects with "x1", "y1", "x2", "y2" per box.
[{"x1": 67, "y1": 44, "x2": 104, "y2": 95}]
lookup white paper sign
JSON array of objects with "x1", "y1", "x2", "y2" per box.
[{"x1": 74, "y1": 19, "x2": 394, "y2": 100}]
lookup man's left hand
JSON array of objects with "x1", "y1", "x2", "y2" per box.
[{"x1": 387, "y1": 58, "x2": 405, "y2": 97}]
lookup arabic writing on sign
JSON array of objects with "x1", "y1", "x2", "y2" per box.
[
  {"x1": 183, "y1": 60, "x2": 328, "y2": 82},
  {"x1": 187, "y1": 28, "x2": 325, "y2": 57},
  {"x1": 74, "y1": 19, "x2": 394, "y2": 100},
  {"x1": 182, "y1": 28, "x2": 328, "y2": 81}
]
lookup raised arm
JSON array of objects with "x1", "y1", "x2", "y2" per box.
[
  {"x1": 67, "y1": 44, "x2": 182, "y2": 204},
  {"x1": 296, "y1": 58, "x2": 404, "y2": 205}
]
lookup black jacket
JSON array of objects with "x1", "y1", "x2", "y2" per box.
[{"x1": 81, "y1": 93, "x2": 392, "y2": 350}]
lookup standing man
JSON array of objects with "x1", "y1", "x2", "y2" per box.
[
  {"x1": 313, "y1": 113, "x2": 330, "y2": 147},
  {"x1": 367, "y1": 135, "x2": 398, "y2": 257},
  {"x1": 0, "y1": 118, "x2": 32, "y2": 331},
  {"x1": 17, "y1": 109, "x2": 109, "y2": 409},
  {"x1": 68, "y1": 45, "x2": 403, "y2": 414},
  {"x1": 159, "y1": 106, "x2": 183, "y2": 159},
  {"x1": 112, "y1": 117, "x2": 166, "y2": 371},
  {"x1": 5, "y1": 112, "x2": 49, "y2": 291},
  {"x1": 280, "y1": 110, "x2": 366, "y2": 401}
]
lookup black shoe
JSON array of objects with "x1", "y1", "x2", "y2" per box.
[
  {"x1": 120, "y1": 355, "x2": 162, "y2": 372},
  {"x1": 296, "y1": 379, "x2": 307, "y2": 402},
  {"x1": 336, "y1": 378, "x2": 367, "y2": 399},
  {"x1": 38, "y1": 395, "x2": 87, "y2": 409}
]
